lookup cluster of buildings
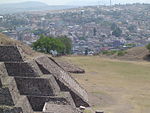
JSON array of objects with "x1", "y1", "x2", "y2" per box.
[{"x1": 0, "y1": 4, "x2": 150, "y2": 55}]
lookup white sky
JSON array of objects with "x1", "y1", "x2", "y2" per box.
[{"x1": 0, "y1": 0, "x2": 150, "y2": 5}]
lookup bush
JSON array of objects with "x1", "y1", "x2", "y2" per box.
[
  {"x1": 112, "y1": 27, "x2": 122, "y2": 37},
  {"x1": 102, "y1": 50, "x2": 117, "y2": 55},
  {"x1": 101, "y1": 50, "x2": 127, "y2": 56},
  {"x1": 146, "y1": 43, "x2": 150, "y2": 52},
  {"x1": 117, "y1": 51, "x2": 127, "y2": 56}
]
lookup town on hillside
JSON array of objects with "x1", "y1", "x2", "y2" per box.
[{"x1": 0, "y1": 3, "x2": 150, "y2": 55}]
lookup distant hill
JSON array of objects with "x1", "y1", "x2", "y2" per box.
[{"x1": 0, "y1": 1, "x2": 78, "y2": 14}]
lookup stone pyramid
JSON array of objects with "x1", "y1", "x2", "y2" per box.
[{"x1": 0, "y1": 46, "x2": 89, "y2": 113}]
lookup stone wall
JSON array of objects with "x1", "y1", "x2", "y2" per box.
[
  {"x1": 0, "y1": 46, "x2": 23, "y2": 62},
  {"x1": 15, "y1": 77, "x2": 55, "y2": 96},
  {"x1": 35, "y1": 56, "x2": 89, "y2": 107},
  {"x1": 5, "y1": 62, "x2": 40, "y2": 77}
]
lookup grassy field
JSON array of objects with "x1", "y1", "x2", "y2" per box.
[{"x1": 62, "y1": 56, "x2": 150, "y2": 113}]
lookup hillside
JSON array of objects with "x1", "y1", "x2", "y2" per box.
[
  {"x1": 63, "y1": 56, "x2": 150, "y2": 113},
  {"x1": 100, "y1": 46, "x2": 150, "y2": 61},
  {"x1": 118, "y1": 47, "x2": 150, "y2": 61}
]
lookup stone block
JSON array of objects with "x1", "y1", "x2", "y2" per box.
[
  {"x1": 0, "y1": 46, "x2": 23, "y2": 62},
  {"x1": 5, "y1": 62, "x2": 40, "y2": 77},
  {"x1": 15, "y1": 76, "x2": 59, "y2": 96}
]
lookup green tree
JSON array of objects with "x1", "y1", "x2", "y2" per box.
[
  {"x1": 93, "y1": 28, "x2": 97, "y2": 36},
  {"x1": 111, "y1": 23, "x2": 118, "y2": 30},
  {"x1": 59, "y1": 36, "x2": 72, "y2": 54},
  {"x1": 146, "y1": 43, "x2": 150, "y2": 52},
  {"x1": 127, "y1": 25, "x2": 137, "y2": 33},
  {"x1": 112, "y1": 27, "x2": 122, "y2": 37},
  {"x1": 32, "y1": 35, "x2": 65, "y2": 55}
]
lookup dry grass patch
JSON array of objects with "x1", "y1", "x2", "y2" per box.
[{"x1": 62, "y1": 56, "x2": 150, "y2": 113}]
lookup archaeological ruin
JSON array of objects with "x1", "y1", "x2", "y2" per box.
[{"x1": 0, "y1": 45, "x2": 89, "y2": 113}]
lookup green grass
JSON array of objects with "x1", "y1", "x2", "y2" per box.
[{"x1": 62, "y1": 56, "x2": 150, "y2": 113}]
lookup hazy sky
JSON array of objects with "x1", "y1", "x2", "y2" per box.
[{"x1": 0, "y1": 0, "x2": 150, "y2": 5}]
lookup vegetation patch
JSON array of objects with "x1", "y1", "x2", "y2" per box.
[
  {"x1": 101, "y1": 50, "x2": 127, "y2": 56},
  {"x1": 32, "y1": 35, "x2": 72, "y2": 55}
]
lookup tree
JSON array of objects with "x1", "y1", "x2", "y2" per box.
[
  {"x1": 32, "y1": 35, "x2": 65, "y2": 55},
  {"x1": 127, "y1": 25, "x2": 137, "y2": 33},
  {"x1": 146, "y1": 43, "x2": 150, "y2": 52},
  {"x1": 111, "y1": 23, "x2": 118, "y2": 30},
  {"x1": 112, "y1": 27, "x2": 122, "y2": 37},
  {"x1": 84, "y1": 49, "x2": 88, "y2": 55},
  {"x1": 93, "y1": 28, "x2": 97, "y2": 36},
  {"x1": 59, "y1": 36, "x2": 72, "y2": 54}
]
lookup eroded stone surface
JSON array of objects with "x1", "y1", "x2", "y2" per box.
[
  {"x1": 5, "y1": 62, "x2": 41, "y2": 77},
  {"x1": 35, "y1": 56, "x2": 89, "y2": 107},
  {"x1": 15, "y1": 77, "x2": 56, "y2": 96},
  {"x1": 0, "y1": 46, "x2": 23, "y2": 62}
]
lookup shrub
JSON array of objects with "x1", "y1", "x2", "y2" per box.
[{"x1": 146, "y1": 43, "x2": 150, "y2": 52}]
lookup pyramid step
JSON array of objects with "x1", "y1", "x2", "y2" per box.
[
  {"x1": 0, "y1": 46, "x2": 23, "y2": 62},
  {"x1": 5, "y1": 62, "x2": 41, "y2": 77},
  {"x1": 14, "y1": 76, "x2": 60, "y2": 96}
]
